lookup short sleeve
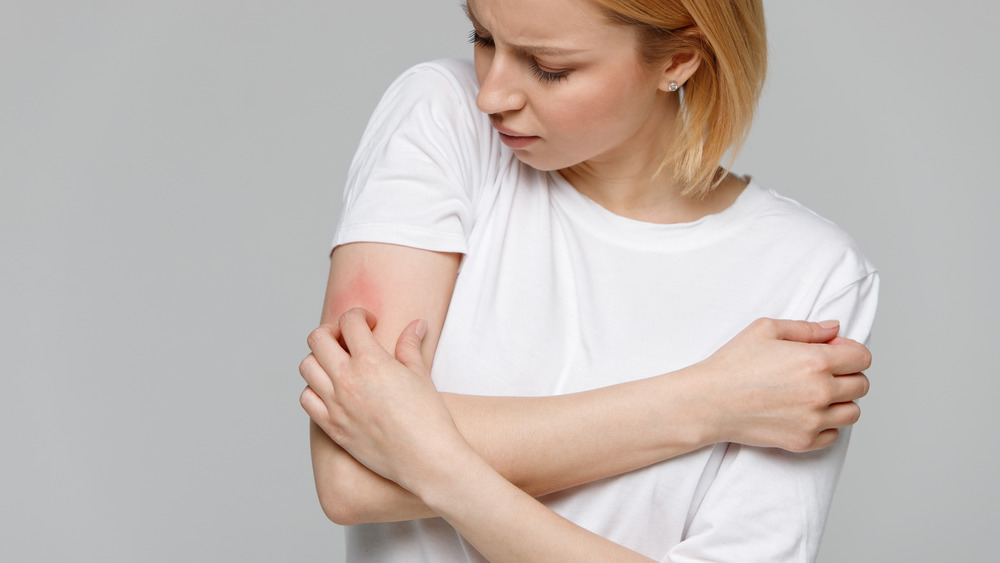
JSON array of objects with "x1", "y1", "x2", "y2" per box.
[
  {"x1": 332, "y1": 60, "x2": 489, "y2": 255},
  {"x1": 808, "y1": 270, "x2": 880, "y2": 345},
  {"x1": 665, "y1": 265, "x2": 880, "y2": 562}
]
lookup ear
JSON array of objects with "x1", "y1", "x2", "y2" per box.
[{"x1": 658, "y1": 51, "x2": 702, "y2": 92}]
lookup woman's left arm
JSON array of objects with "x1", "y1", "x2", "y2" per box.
[
  {"x1": 301, "y1": 308, "x2": 657, "y2": 562},
  {"x1": 665, "y1": 272, "x2": 880, "y2": 562}
]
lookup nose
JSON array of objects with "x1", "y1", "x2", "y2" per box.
[{"x1": 476, "y1": 53, "x2": 527, "y2": 115}]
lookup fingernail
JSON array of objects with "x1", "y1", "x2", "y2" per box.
[
  {"x1": 416, "y1": 319, "x2": 428, "y2": 340},
  {"x1": 818, "y1": 320, "x2": 840, "y2": 329}
]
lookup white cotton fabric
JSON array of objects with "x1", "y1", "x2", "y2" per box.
[{"x1": 332, "y1": 59, "x2": 879, "y2": 562}]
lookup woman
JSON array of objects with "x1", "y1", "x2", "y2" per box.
[{"x1": 300, "y1": 0, "x2": 878, "y2": 560}]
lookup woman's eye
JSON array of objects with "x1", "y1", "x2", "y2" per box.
[
  {"x1": 468, "y1": 30, "x2": 494, "y2": 48},
  {"x1": 468, "y1": 29, "x2": 567, "y2": 84},
  {"x1": 530, "y1": 62, "x2": 568, "y2": 84}
]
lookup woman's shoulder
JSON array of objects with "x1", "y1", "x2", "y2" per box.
[
  {"x1": 745, "y1": 178, "x2": 877, "y2": 280},
  {"x1": 747, "y1": 180, "x2": 856, "y2": 241},
  {"x1": 356, "y1": 58, "x2": 498, "y2": 173},
  {"x1": 400, "y1": 58, "x2": 478, "y2": 86},
  {"x1": 366, "y1": 59, "x2": 493, "y2": 153},
  {"x1": 383, "y1": 59, "x2": 479, "y2": 109}
]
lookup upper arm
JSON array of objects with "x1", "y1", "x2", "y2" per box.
[
  {"x1": 321, "y1": 64, "x2": 482, "y2": 355},
  {"x1": 320, "y1": 241, "x2": 461, "y2": 363},
  {"x1": 665, "y1": 440, "x2": 850, "y2": 562}
]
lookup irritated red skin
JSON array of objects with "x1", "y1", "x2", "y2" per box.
[{"x1": 324, "y1": 261, "x2": 383, "y2": 326}]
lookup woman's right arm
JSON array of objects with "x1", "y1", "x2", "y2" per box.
[{"x1": 304, "y1": 243, "x2": 871, "y2": 525}]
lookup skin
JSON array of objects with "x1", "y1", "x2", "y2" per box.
[
  {"x1": 467, "y1": 0, "x2": 743, "y2": 223},
  {"x1": 323, "y1": 261, "x2": 382, "y2": 326},
  {"x1": 301, "y1": 0, "x2": 873, "y2": 557}
]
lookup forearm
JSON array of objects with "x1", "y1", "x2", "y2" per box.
[
  {"x1": 309, "y1": 317, "x2": 869, "y2": 524},
  {"x1": 443, "y1": 366, "x2": 711, "y2": 496},
  {"x1": 311, "y1": 364, "x2": 713, "y2": 524},
  {"x1": 409, "y1": 435, "x2": 655, "y2": 562}
]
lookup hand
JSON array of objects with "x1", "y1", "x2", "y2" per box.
[
  {"x1": 696, "y1": 318, "x2": 871, "y2": 452},
  {"x1": 299, "y1": 308, "x2": 470, "y2": 493}
]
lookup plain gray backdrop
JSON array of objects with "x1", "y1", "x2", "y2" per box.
[{"x1": 2, "y1": 1, "x2": 997, "y2": 561}]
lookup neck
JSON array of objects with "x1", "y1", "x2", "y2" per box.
[
  {"x1": 557, "y1": 91, "x2": 745, "y2": 224},
  {"x1": 559, "y1": 165, "x2": 746, "y2": 224}
]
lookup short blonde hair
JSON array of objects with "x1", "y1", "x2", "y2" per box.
[{"x1": 593, "y1": 0, "x2": 767, "y2": 198}]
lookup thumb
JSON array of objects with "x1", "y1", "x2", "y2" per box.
[
  {"x1": 394, "y1": 319, "x2": 429, "y2": 376},
  {"x1": 769, "y1": 318, "x2": 841, "y2": 343}
]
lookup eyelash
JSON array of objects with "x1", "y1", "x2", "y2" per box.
[
  {"x1": 468, "y1": 30, "x2": 569, "y2": 84},
  {"x1": 468, "y1": 29, "x2": 494, "y2": 49}
]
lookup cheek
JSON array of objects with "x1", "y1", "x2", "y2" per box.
[{"x1": 545, "y1": 82, "x2": 644, "y2": 140}]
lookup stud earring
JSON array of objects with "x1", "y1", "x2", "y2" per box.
[{"x1": 668, "y1": 82, "x2": 679, "y2": 92}]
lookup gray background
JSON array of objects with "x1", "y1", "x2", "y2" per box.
[{"x1": 2, "y1": 1, "x2": 996, "y2": 561}]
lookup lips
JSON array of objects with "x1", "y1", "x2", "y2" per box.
[{"x1": 491, "y1": 119, "x2": 540, "y2": 149}]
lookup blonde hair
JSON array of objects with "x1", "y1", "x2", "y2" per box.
[{"x1": 592, "y1": 0, "x2": 767, "y2": 198}]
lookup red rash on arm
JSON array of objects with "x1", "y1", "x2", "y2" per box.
[
  {"x1": 323, "y1": 261, "x2": 384, "y2": 326},
  {"x1": 319, "y1": 242, "x2": 459, "y2": 363}
]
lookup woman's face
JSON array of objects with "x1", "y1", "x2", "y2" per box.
[{"x1": 467, "y1": 0, "x2": 675, "y2": 173}]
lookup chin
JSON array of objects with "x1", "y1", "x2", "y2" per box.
[{"x1": 511, "y1": 151, "x2": 576, "y2": 173}]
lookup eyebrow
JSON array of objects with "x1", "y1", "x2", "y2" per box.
[{"x1": 462, "y1": 0, "x2": 587, "y2": 58}]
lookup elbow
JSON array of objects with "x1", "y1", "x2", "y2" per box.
[
  {"x1": 310, "y1": 423, "x2": 429, "y2": 524},
  {"x1": 317, "y1": 485, "x2": 366, "y2": 527},
  {"x1": 310, "y1": 424, "x2": 373, "y2": 526},
  {"x1": 313, "y1": 454, "x2": 373, "y2": 526}
]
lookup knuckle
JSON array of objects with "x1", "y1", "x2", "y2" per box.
[
  {"x1": 298, "y1": 355, "x2": 313, "y2": 376},
  {"x1": 351, "y1": 353, "x2": 380, "y2": 376},
  {"x1": 307, "y1": 327, "x2": 328, "y2": 349},
  {"x1": 326, "y1": 426, "x2": 349, "y2": 449},
  {"x1": 813, "y1": 381, "x2": 835, "y2": 406},
  {"x1": 805, "y1": 411, "x2": 824, "y2": 433},
  {"x1": 804, "y1": 350, "x2": 831, "y2": 374},
  {"x1": 299, "y1": 386, "x2": 316, "y2": 411},
  {"x1": 340, "y1": 308, "x2": 362, "y2": 325},
  {"x1": 788, "y1": 431, "x2": 813, "y2": 453},
  {"x1": 860, "y1": 346, "x2": 873, "y2": 370},
  {"x1": 819, "y1": 428, "x2": 840, "y2": 448},
  {"x1": 752, "y1": 317, "x2": 775, "y2": 334},
  {"x1": 848, "y1": 402, "x2": 862, "y2": 424}
]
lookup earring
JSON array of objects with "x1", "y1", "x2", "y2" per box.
[{"x1": 668, "y1": 82, "x2": 679, "y2": 92}]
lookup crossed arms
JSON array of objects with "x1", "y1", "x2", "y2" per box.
[{"x1": 299, "y1": 241, "x2": 871, "y2": 559}]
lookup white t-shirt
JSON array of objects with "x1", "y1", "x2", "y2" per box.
[{"x1": 332, "y1": 59, "x2": 879, "y2": 562}]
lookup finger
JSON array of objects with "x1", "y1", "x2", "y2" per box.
[
  {"x1": 788, "y1": 427, "x2": 840, "y2": 453},
  {"x1": 299, "y1": 385, "x2": 327, "y2": 421},
  {"x1": 763, "y1": 318, "x2": 841, "y2": 343},
  {"x1": 341, "y1": 306, "x2": 377, "y2": 330},
  {"x1": 307, "y1": 324, "x2": 350, "y2": 371},
  {"x1": 811, "y1": 428, "x2": 840, "y2": 450},
  {"x1": 824, "y1": 401, "x2": 862, "y2": 429},
  {"x1": 339, "y1": 307, "x2": 383, "y2": 356},
  {"x1": 822, "y1": 339, "x2": 873, "y2": 375},
  {"x1": 830, "y1": 372, "x2": 870, "y2": 403},
  {"x1": 299, "y1": 353, "x2": 334, "y2": 398},
  {"x1": 394, "y1": 319, "x2": 429, "y2": 376}
]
